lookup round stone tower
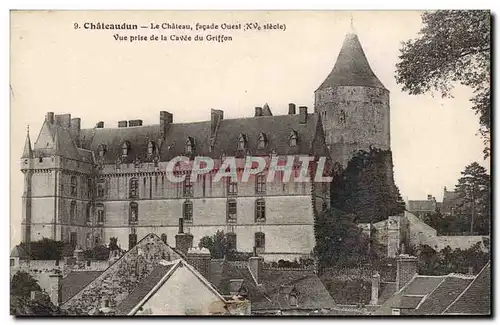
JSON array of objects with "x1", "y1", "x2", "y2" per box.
[{"x1": 314, "y1": 33, "x2": 390, "y2": 167}]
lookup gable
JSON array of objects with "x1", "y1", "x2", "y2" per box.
[{"x1": 134, "y1": 262, "x2": 227, "y2": 316}]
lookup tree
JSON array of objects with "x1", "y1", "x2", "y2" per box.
[
  {"x1": 395, "y1": 10, "x2": 491, "y2": 157},
  {"x1": 198, "y1": 230, "x2": 231, "y2": 259},
  {"x1": 331, "y1": 148, "x2": 405, "y2": 223},
  {"x1": 314, "y1": 208, "x2": 374, "y2": 269},
  {"x1": 454, "y1": 162, "x2": 491, "y2": 234},
  {"x1": 10, "y1": 271, "x2": 41, "y2": 297}
]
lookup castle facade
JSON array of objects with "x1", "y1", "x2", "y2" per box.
[{"x1": 20, "y1": 32, "x2": 390, "y2": 261}]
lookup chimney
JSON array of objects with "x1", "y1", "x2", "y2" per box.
[
  {"x1": 48, "y1": 274, "x2": 62, "y2": 306},
  {"x1": 128, "y1": 119, "x2": 143, "y2": 127},
  {"x1": 160, "y1": 111, "x2": 173, "y2": 138},
  {"x1": 370, "y1": 272, "x2": 380, "y2": 305},
  {"x1": 175, "y1": 218, "x2": 193, "y2": 255},
  {"x1": 288, "y1": 103, "x2": 296, "y2": 115},
  {"x1": 254, "y1": 107, "x2": 263, "y2": 117},
  {"x1": 299, "y1": 106, "x2": 308, "y2": 124},
  {"x1": 70, "y1": 118, "x2": 81, "y2": 146},
  {"x1": 96, "y1": 121, "x2": 104, "y2": 128},
  {"x1": 248, "y1": 248, "x2": 264, "y2": 285},
  {"x1": 46, "y1": 112, "x2": 54, "y2": 124},
  {"x1": 427, "y1": 194, "x2": 432, "y2": 200},
  {"x1": 187, "y1": 247, "x2": 211, "y2": 280},
  {"x1": 118, "y1": 120, "x2": 128, "y2": 128},
  {"x1": 55, "y1": 114, "x2": 71, "y2": 128},
  {"x1": 210, "y1": 109, "x2": 224, "y2": 137},
  {"x1": 396, "y1": 254, "x2": 417, "y2": 291}
]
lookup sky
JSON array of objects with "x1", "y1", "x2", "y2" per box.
[{"x1": 10, "y1": 11, "x2": 489, "y2": 247}]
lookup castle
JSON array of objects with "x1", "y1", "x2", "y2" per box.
[{"x1": 20, "y1": 32, "x2": 391, "y2": 261}]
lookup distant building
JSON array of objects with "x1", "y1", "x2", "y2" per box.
[
  {"x1": 375, "y1": 261, "x2": 490, "y2": 316},
  {"x1": 441, "y1": 186, "x2": 462, "y2": 216},
  {"x1": 407, "y1": 194, "x2": 438, "y2": 217}
]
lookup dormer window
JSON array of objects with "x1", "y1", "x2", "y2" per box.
[
  {"x1": 122, "y1": 142, "x2": 130, "y2": 157},
  {"x1": 147, "y1": 141, "x2": 155, "y2": 156},
  {"x1": 289, "y1": 131, "x2": 298, "y2": 147},
  {"x1": 98, "y1": 144, "x2": 106, "y2": 158},
  {"x1": 257, "y1": 133, "x2": 267, "y2": 149},
  {"x1": 185, "y1": 137, "x2": 195, "y2": 154},
  {"x1": 238, "y1": 134, "x2": 247, "y2": 150}
]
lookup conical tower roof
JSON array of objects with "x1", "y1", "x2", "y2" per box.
[
  {"x1": 317, "y1": 33, "x2": 386, "y2": 91},
  {"x1": 21, "y1": 127, "x2": 33, "y2": 159}
]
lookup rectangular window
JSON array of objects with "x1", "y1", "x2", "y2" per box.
[
  {"x1": 183, "y1": 201, "x2": 193, "y2": 222},
  {"x1": 129, "y1": 233, "x2": 138, "y2": 250},
  {"x1": 256, "y1": 174, "x2": 266, "y2": 194},
  {"x1": 183, "y1": 174, "x2": 193, "y2": 197},
  {"x1": 392, "y1": 309, "x2": 400, "y2": 316},
  {"x1": 227, "y1": 233, "x2": 237, "y2": 251},
  {"x1": 129, "y1": 202, "x2": 139, "y2": 224},
  {"x1": 97, "y1": 208, "x2": 105, "y2": 224},
  {"x1": 227, "y1": 177, "x2": 238, "y2": 195},
  {"x1": 227, "y1": 199, "x2": 237, "y2": 222},
  {"x1": 255, "y1": 199, "x2": 266, "y2": 222},
  {"x1": 129, "y1": 178, "x2": 139, "y2": 198},
  {"x1": 10, "y1": 259, "x2": 14, "y2": 266},
  {"x1": 70, "y1": 232, "x2": 77, "y2": 248},
  {"x1": 97, "y1": 181, "x2": 106, "y2": 198},
  {"x1": 255, "y1": 232, "x2": 265, "y2": 251}
]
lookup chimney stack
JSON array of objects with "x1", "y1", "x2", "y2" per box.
[
  {"x1": 254, "y1": 107, "x2": 263, "y2": 117},
  {"x1": 248, "y1": 247, "x2": 264, "y2": 285},
  {"x1": 55, "y1": 114, "x2": 71, "y2": 128},
  {"x1": 427, "y1": 194, "x2": 433, "y2": 201},
  {"x1": 187, "y1": 247, "x2": 211, "y2": 280},
  {"x1": 128, "y1": 119, "x2": 143, "y2": 127},
  {"x1": 118, "y1": 120, "x2": 128, "y2": 128},
  {"x1": 288, "y1": 103, "x2": 296, "y2": 115},
  {"x1": 46, "y1": 112, "x2": 55, "y2": 124},
  {"x1": 396, "y1": 254, "x2": 417, "y2": 290},
  {"x1": 96, "y1": 121, "x2": 104, "y2": 128},
  {"x1": 210, "y1": 109, "x2": 224, "y2": 137},
  {"x1": 70, "y1": 118, "x2": 81, "y2": 146},
  {"x1": 299, "y1": 106, "x2": 308, "y2": 124},
  {"x1": 370, "y1": 272, "x2": 381, "y2": 305},
  {"x1": 175, "y1": 218, "x2": 193, "y2": 255},
  {"x1": 160, "y1": 111, "x2": 173, "y2": 138},
  {"x1": 48, "y1": 274, "x2": 62, "y2": 306}
]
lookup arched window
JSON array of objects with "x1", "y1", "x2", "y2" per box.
[
  {"x1": 257, "y1": 133, "x2": 267, "y2": 149},
  {"x1": 70, "y1": 200, "x2": 77, "y2": 222},
  {"x1": 70, "y1": 176, "x2": 78, "y2": 196},
  {"x1": 255, "y1": 199, "x2": 266, "y2": 222},
  {"x1": 185, "y1": 137, "x2": 194, "y2": 154},
  {"x1": 147, "y1": 141, "x2": 155, "y2": 156},
  {"x1": 87, "y1": 178, "x2": 93, "y2": 197},
  {"x1": 161, "y1": 233, "x2": 167, "y2": 244},
  {"x1": 238, "y1": 134, "x2": 246, "y2": 150},
  {"x1": 183, "y1": 200, "x2": 193, "y2": 223},
  {"x1": 129, "y1": 202, "x2": 138, "y2": 224},
  {"x1": 255, "y1": 232, "x2": 265, "y2": 252},
  {"x1": 289, "y1": 131, "x2": 298, "y2": 147},
  {"x1": 129, "y1": 178, "x2": 139, "y2": 198},
  {"x1": 122, "y1": 142, "x2": 130, "y2": 157}
]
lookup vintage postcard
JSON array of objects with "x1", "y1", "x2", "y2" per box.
[{"x1": 10, "y1": 10, "x2": 491, "y2": 316}]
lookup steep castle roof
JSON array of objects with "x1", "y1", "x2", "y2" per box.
[{"x1": 317, "y1": 33, "x2": 386, "y2": 91}]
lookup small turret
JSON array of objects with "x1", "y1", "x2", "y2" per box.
[{"x1": 21, "y1": 126, "x2": 33, "y2": 159}]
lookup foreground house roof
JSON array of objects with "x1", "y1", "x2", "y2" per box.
[
  {"x1": 61, "y1": 234, "x2": 183, "y2": 315},
  {"x1": 208, "y1": 260, "x2": 336, "y2": 313},
  {"x1": 375, "y1": 263, "x2": 491, "y2": 315}
]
